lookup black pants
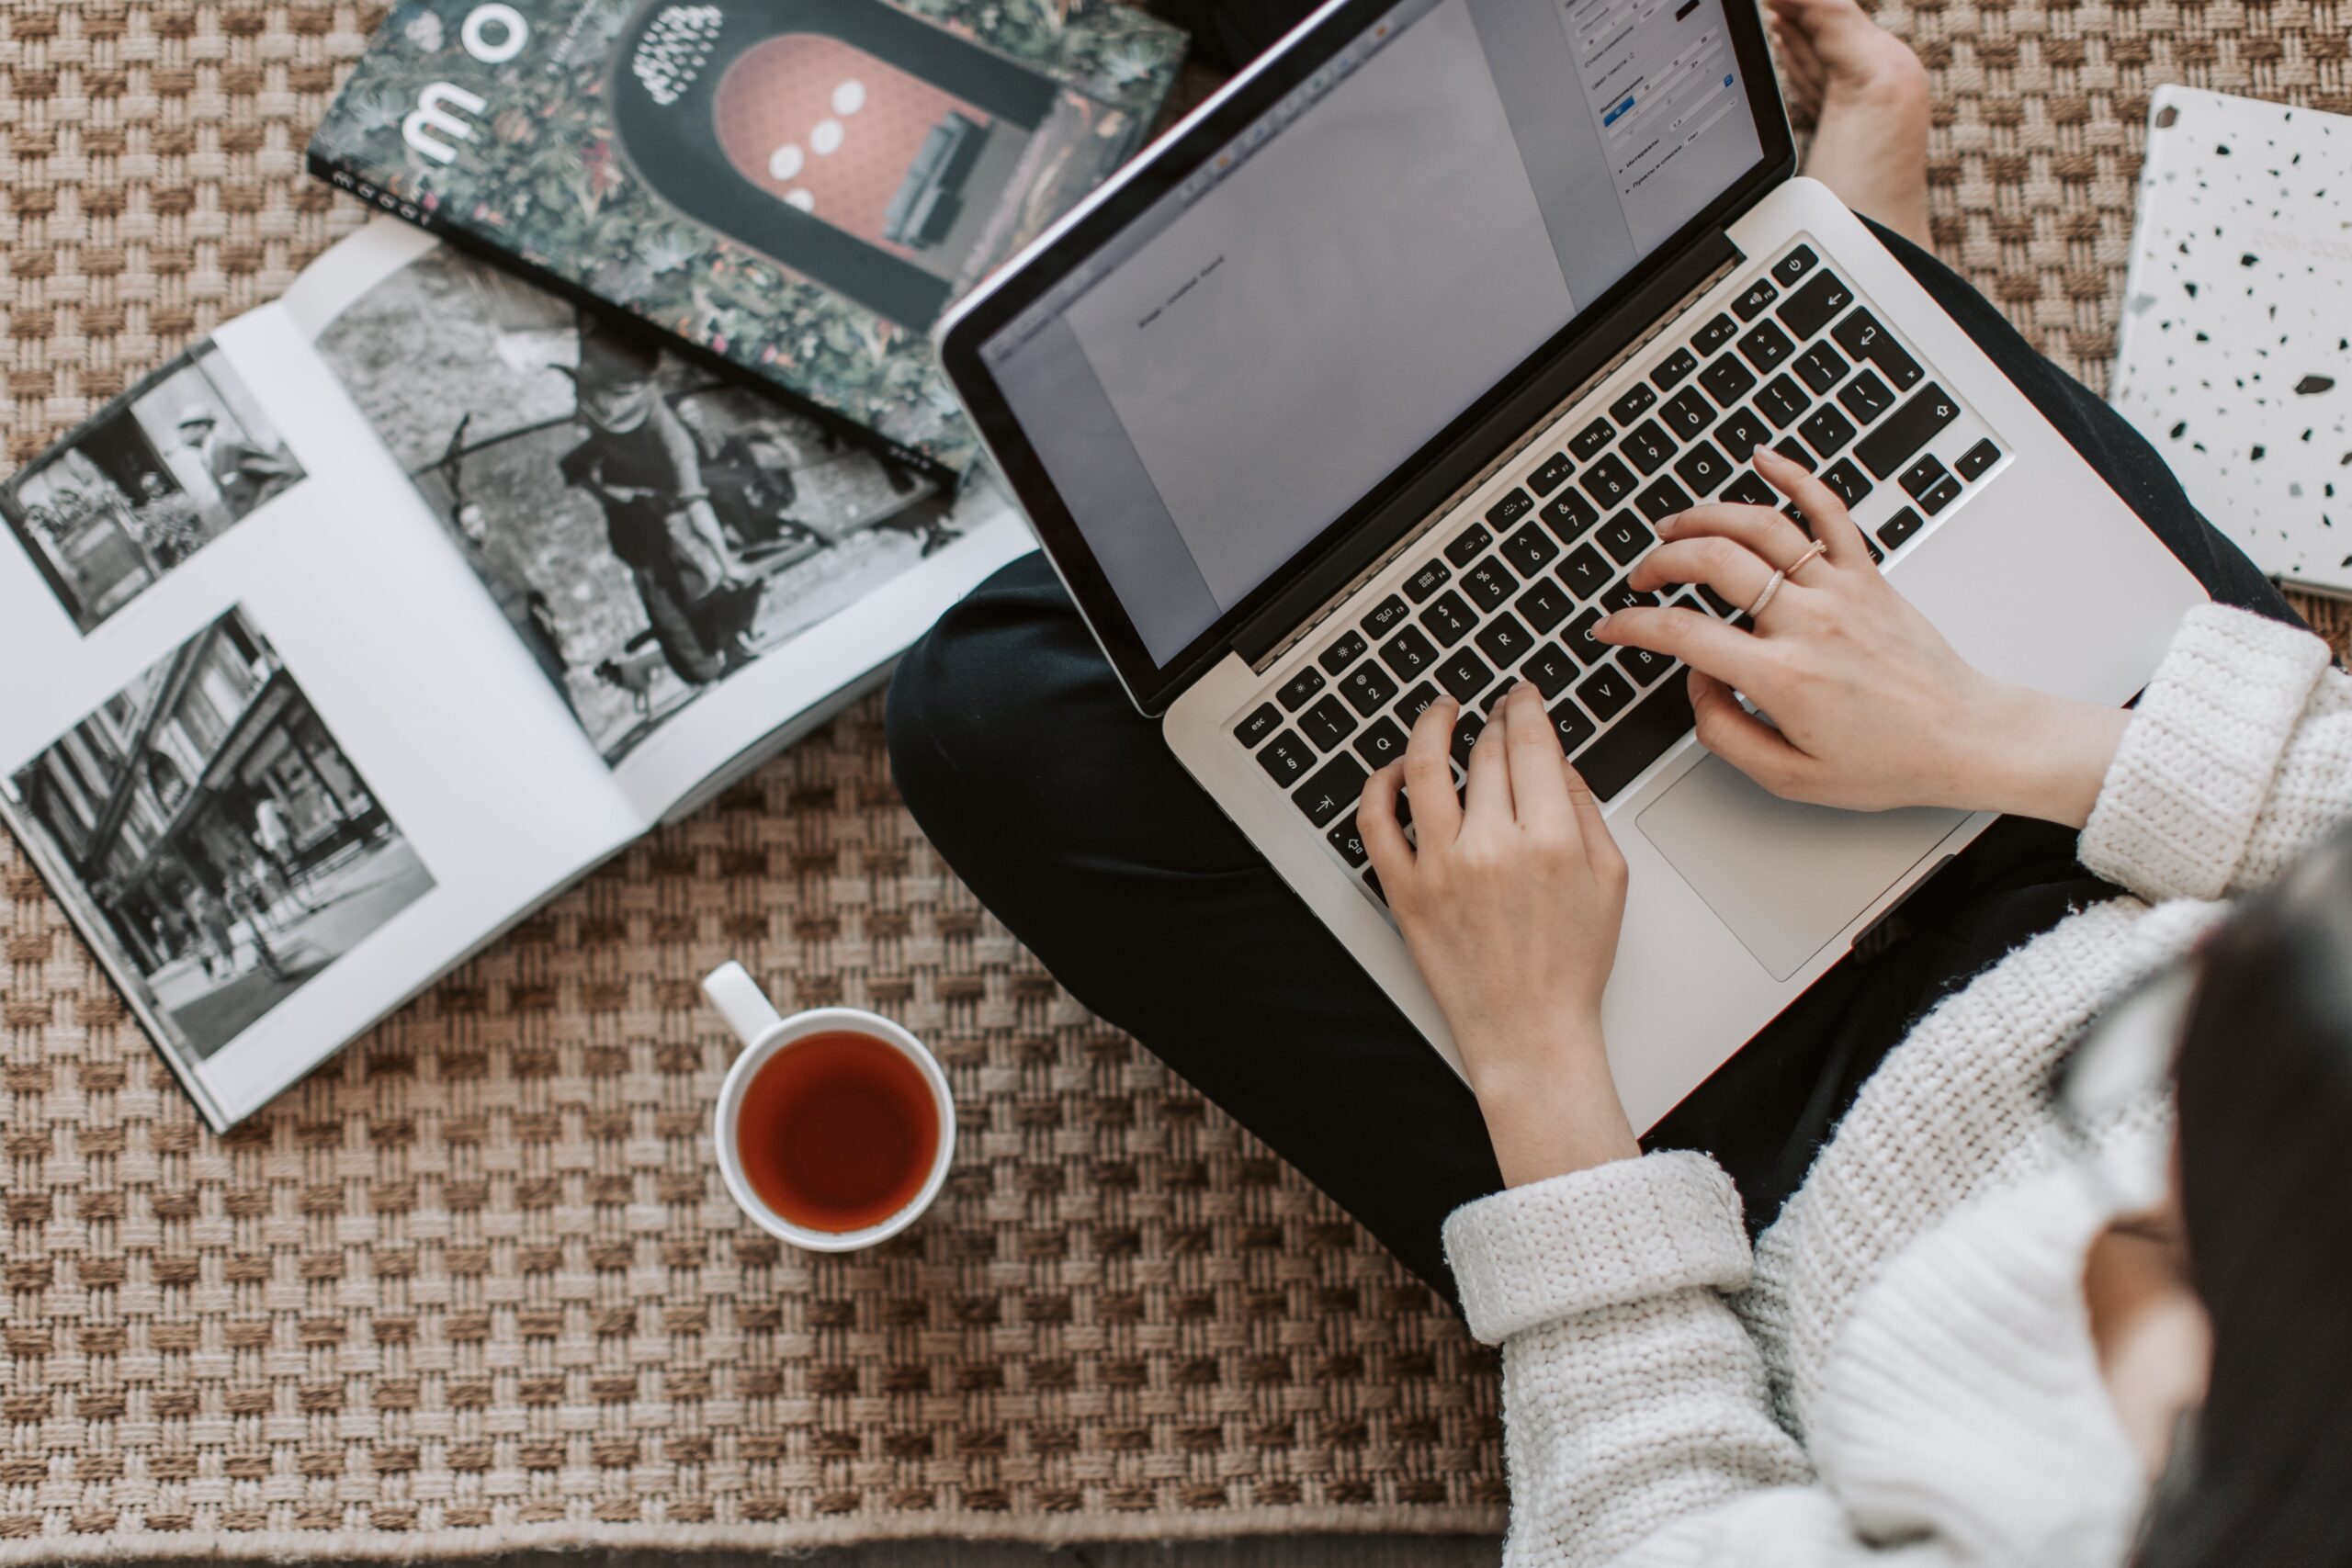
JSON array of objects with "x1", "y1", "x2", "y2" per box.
[{"x1": 886, "y1": 224, "x2": 2299, "y2": 1303}]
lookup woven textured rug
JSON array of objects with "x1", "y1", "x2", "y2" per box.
[{"x1": 0, "y1": 0, "x2": 2346, "y2": 1557}]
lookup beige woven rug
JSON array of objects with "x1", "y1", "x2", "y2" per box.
[{"x1": 0, "y1": 0, "x2": 2346, "y2": 1557}]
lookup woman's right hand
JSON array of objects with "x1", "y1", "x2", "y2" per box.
[{"x1": 1596, "y1": 447, "x2": 2130, "y2": 828}]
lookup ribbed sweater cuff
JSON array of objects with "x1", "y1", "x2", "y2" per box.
[
  {"x1": 1442, "y1": 1151, "x2": 1749, "y2": 1346},
  {"x1": 2080, "y1": 604, "x2": 2329, "y2": 902}
]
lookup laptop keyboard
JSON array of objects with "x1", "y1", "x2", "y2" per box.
[{"x1": 1228, "y1": 238, "x2": 2009, "y2": 912}]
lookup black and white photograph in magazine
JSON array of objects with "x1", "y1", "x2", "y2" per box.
[
  {"x1": 1, "y1": 342, "x2": 305, "y2": 632},
  {"x1": 5, "y1": 608, "x2": 434, "y2": 1064},
  {"x1": 312, "y1": 246, "x2": 961, "y2": 764}
]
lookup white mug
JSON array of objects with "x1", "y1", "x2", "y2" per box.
[{"x1": 703, "y1": 962, "x2": 956, "y2": 1252}]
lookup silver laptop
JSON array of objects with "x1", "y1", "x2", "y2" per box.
[{"x1": 933, "y1": 0, "x2": 2207, "y2": 1131}]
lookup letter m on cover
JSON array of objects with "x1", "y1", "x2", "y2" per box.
[{"x1": 403, "y1": 83, "x2": 487, "y2": 164}]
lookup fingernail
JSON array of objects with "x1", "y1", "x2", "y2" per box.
[{"x1": 1657, "y1": 513, "x2": 1680, "y2": 536}]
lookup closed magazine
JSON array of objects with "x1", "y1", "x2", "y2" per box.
[
  {"x1": 0, "y1": 220, "x2": 1029, "y2": 1130},
  {"x1": 308, "y1": 0, "x2": 1188, "y2": 471}
]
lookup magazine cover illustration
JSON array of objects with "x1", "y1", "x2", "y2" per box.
[{"x1": 310, "y1": 0, "x2": 1185, "y2": 469}]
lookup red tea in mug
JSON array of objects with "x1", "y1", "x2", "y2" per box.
[{"x1": 734, "y1": 1032, "x2": 940, "y2": 1233}]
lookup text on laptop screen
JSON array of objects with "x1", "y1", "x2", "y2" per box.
[{"x1": 978, "y1": 0, "x2": 1768, "y2": 665}]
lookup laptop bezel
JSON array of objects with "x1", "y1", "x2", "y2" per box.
[{"x1": 935, "y1": 0, "x2": 1797, "y2": 715}]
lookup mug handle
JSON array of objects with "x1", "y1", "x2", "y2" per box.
[{"x1": 703, "y1": 961, "x2": 783, "y2": 1044}]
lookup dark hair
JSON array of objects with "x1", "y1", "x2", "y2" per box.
[
  {"x1": 571, "y1": 327, "x2": 662, "y2": 393},
  {"x1": 2136, "y1": 821, "x2": 2352, "y2": 1567}
]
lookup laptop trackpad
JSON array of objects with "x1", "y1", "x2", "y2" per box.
[{"x1": 1636, "y1": 755, "x2": 1967, "y2": 981}]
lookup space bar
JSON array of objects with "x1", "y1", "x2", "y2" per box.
[{"x1": 1573, "y1": 672, "x2": 1696, "y2": 801}]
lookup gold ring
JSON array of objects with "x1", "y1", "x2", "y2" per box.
[
  {"x1": 1786, "y1": 539, "x2": 1830, "y2": 580},
  {"x1": 1747, "y1": 568, "x2": 1788, "y2": 618}
]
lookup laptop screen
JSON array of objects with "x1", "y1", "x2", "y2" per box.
[{"x1": 977, "y1": 0, "x2": 1769, "y2": 664}]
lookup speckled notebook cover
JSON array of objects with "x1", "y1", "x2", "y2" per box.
[{"x1": 2112, "y1": 86, "x2": 2352, "y2": 594}]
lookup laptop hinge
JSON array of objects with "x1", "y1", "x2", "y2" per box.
[{"x1": 1234, "y1": 237, "x2": 1742, "y2": 673}]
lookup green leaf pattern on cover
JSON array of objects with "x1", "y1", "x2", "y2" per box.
[{"x1": 312, "y1": 0, "x2": 1184, "y2": 470}]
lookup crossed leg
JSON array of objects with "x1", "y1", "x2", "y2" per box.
[{"x1": 886, "y1": 2, "x2": 2297, "y2": 1303}]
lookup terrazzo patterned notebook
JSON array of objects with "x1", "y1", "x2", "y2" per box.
[{"x1": 2112, "y1": 86, "x2": 2352, "y2": 595}]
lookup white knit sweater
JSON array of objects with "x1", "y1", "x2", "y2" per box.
[{"x1": 1442, "y1": 604, "x2": 2351, "y2": 1568}]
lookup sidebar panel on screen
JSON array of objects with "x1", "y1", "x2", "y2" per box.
[{"x1": 1565, "y1": 0, "x2": 1761, "y2": 250}]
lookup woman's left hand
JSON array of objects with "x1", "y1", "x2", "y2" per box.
[
  {"x1": 1360, "y1": 682, "x2": 1641, "y2": 1184},
  {"x1": 1593, "y1": 447, "x2": 2128, "y2": 823}
]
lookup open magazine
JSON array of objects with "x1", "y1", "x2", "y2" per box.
[{"x1": 0, "y1": 218, "x2": 1028, "y2": 1131}]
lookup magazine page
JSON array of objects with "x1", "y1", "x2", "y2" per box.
[
  {"x1": 0, "y1": 277, "x2": 642, "y2": 1130},
  {"x1": 287, "y1": 225, "x2": 1032, "y2": 820},
  {"x1": 306, "y1": 0, "x2": 1187, "y2": 470},
  {"x1": 603, "y1": 468, "x2": 1026, "y2": 820}
]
